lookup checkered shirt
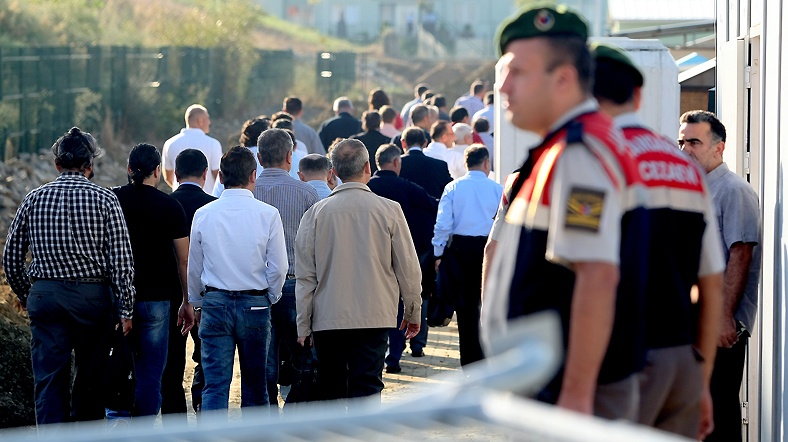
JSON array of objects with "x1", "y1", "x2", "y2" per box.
[{"x1": 2, "y1": 172, "x2": 136, "y2": 318}]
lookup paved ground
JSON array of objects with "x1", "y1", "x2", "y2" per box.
[{"x1": 182, "y1": 319, "x2": 509, "y2": 440}]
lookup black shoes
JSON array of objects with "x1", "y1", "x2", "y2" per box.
[
  {"x1": 411, "y1": 349, "x2": 424, "y2": 357},
  {"x1": 385, "y1": 365, "x2": 402, "y2": 374}
]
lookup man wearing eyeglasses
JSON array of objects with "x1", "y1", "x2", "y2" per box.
[{"x1": 678, "y1": 110, "x2": 761, "y2": 442}]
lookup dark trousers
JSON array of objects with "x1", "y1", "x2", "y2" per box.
[
  {"x1": 440, "y1": 235, "x2": 486, "y2": 367},
  {"x1": 705, "y1": 338, "x2": 747, "y2": 442},
  {"x1": 26, "y1": 280, "x2": 114, "y2": 424},
  {"x1": 267, "y1": 279, "x2": 298, "y2": 405},
  {"x1": 313, "y1": 328, "x2": 389, "y2": 402},
  {"x1": 190, "y1": 326, "x2": 204, "y2": 414},
  {"x1": 160, "y1": 299, "x2": 188, "y2": 423}
]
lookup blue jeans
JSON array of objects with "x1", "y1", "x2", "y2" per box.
[
  {"x1": 199, "y1": 290, "x2": 271, "y2": 411},
  {"x1": 132, "y1": 300, "x2": 170, "y2": 417},
  {"x1": 26, "y1": 280, "x2": 114, "y2": 424},
  {"x1": 266, "y1": 279, "x2": 297, "y2": 405}
]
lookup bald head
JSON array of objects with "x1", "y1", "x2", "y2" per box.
[{"x1": 185, "y1": 104, "x2": 210, "y2": 133}]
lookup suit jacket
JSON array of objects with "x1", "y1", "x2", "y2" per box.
[
  {"x1": 318, "y1": 112, "x2": 362, "y2": 150},
  {"x1": 399, "y1": 149, "x2": 452, "y2": 200},
  {"x1": 367, "y1": 170, "x2": 438, "y2": 255},
  {"x1": 351, "y1": 130, "x2": 392, "y2": 172},
  {"x1": 170, "y1": 183, "x2": 217, "y2": 228}
]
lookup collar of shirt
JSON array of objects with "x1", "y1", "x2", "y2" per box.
[
  {"x1": 547, "y1": 98, "x2": 599, "y2": 135},
  {"x1": 181, "y1": 127, "x2": 206, "y2": 136},
  {"x1": 219, "y1": 188, "x2": 255, "y2": 199},
  {"x1": 330, "y1": 182, "x2": 371, "y2": 196},
  {"x1": 466, "y1": 170, "x2": 488, "y2": 179},
  {"x1": 407, "y1": 146, "x2": 423, "y2": 152},
  {"x1": 426, "y1": 142, "x2": 447, "y2": 151},
  {"x1": 179, "y1": 181, "x2": 202, "y2": 188},
  {"x1": 308, "y1": 179, "x2": 331, "y2": 189},
  {"x1": 57, "y1": 171, "x2": 89, "y2": 181},
  {"x1": 373, "y1": 170, "x2": 398, "y2": 178},
  {"x1": 613, "y1": 112, "x2": 645, "y2": 129},
  {"x1": 706, "y1": 162, "x2": 730, "y2": 185},
  {"x1": 258, "y1": 167, "x2": 292, "y2": 180}
]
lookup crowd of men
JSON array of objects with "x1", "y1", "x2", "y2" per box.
[{"x1": 1, "y1": 4, "x2": 761, "y2": 442}]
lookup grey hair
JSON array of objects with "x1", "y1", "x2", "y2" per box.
[
  {"x1": 375, "y1": 144, "x2": 401, "y2": 169},
  {"x1": 257, "y1": 128, "x2": 294, "y2": 167},
  {"x1": 333, "y1": 96, "x2": 353, "y2": 112},
  {"x1": 329, "y1": 139, "x2": 369, "y2": 180}
]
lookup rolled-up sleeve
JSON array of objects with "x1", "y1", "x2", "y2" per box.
[{"x1": 391, "y1": 205, "x2": 422, "y2": 324}]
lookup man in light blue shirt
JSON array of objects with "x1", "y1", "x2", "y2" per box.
[
  {"x1": 188, "y1": 146, "x2": 288, "y2": 412},
  {"x1": 298, "y1": 154, "x2": 334, "y2": 199},
  {"x1": 432, "y1": 145, "x2": 502, "y2": 367}
]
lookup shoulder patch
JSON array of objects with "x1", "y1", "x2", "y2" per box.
[{"x1": 565, "y1": 186, "x2": 605, "y2": 232}]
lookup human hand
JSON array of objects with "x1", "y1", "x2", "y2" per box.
[
  {"x1": 697, "y1": 388, "x2": 714, "y2": 439},
  {"x1": 298, "y1": 336, "x2": 312, "y2": 347},
  {"x1": 556, "y1": 391, "x2": 593, "y2": 415},
  {"x1": 178, "y1": 302, "x2": 195, "y2": 335},
  {"x1": 400, "y1": 320, "x2": 421, "y2": 339},
  {"x1": 719, "y1": 316, "x2": 738, "y2": 348},
  {"x1": 120, "y1": 318, "x2": 133, "y2": 336},
  {"x1": 434, "y1": 258, "x2": 442, "y2": 273}
]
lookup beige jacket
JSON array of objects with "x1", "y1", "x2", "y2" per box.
[{"x1": 295, "y1": 182, "x2": 422, "y2": 336}]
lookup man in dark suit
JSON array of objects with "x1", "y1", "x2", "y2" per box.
[
  {"x1": 318, "y1": 97, "x2": 362, "y2": 151},
  {"x1": 399, "y1": 127, "x2": 452, "y2": 199},
  {"x1": 161, "y1": 148, "x2": 217, "y2": 422},
  {"x1": 351, "y1": 111, "x2": 391, "y2": 173},
  {"x1": 392, "y1": 105, "x2": 433, "y2": 150},
  {"x1": 368, "y1": 144, "x2": 439, "y2": 372}
]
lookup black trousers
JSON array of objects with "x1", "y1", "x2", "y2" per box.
[
  {"x1": 440, "y1": 235, "x2": 486, "y2": 367},
  {"x1": 312, "y1": 328, "x2": 388, "y2": 402},
  {"x1": 160, "y1": 299, "x2": 188, "y2": 422},
  {"x1": 705, "y1": 337, "x2": 747, "y2": 442}
]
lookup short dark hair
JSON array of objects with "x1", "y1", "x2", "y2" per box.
[
  {"x1": 473, "y1": 118, "x2": 490, "y2": 133},
  {"x1": 362, "y1": 110, "x2": 381, "y2": 131},
  {"x1": 271, "y1": 111, "x2": 294, "y2": 123},
  {"x1": 220, "y1": 146, "x2": 257, "y2": 188},
  {"x1": 403, "y1": 127, "x2": 427, "y2": 148},
  {"x1": 593, "y1": 59, "x2": 636, "y2": 105},
  {"x1": 368, "y1": 88, "x2": 390, "y2": 110},
  {"x1": 415, "y1": 83, "x2": 430, "y2": 97},
  {"x1": 272, "y1": 118, "x2": 294, "y2": 131},
  {"x1": 257, "y1": 128, "x2": 294, "y2": 167},
  {"x1": 380, "y1": 105, "x2": 397, "y2": 124},
  {"x1": 128, "y1": 143, "x2": 161, "y2": 184},
  {"x1": 465, "y1": 143, "x2": 489, "y2": 169},
  {"x1": 432, "y1": 94, "x2": 447, "y2": 109},
  {"x1": 329, "y1": 139, "x2": 369, "y2": 180},
  {"x1": 421, "y1": 90, "x2": 435, "y2": 102},
  {"x1": 51, "y1": 127, "x2": 101, "y2": 171},
  {"x1": 410, "y1": 105, "x2": 429, "y2": 125},
  {"x1": 680, "y1": 110, "x2": 727, "y2": 143},
  {"x1": 299, "y1": 153, "x2": 330, "y2": 175},
  {"x1": 375, "y1": 144, "x2": 401, "y2": 169},
  {"x1": 545, "y1": 36, "x2": 593, "y2": 94},
  {"x1": 283, "y1": 96, "x2": 303, "y2": 115},
  {"x1": 431, "y1": 120, "x2": 451, "y2": 140},
  {"x1": 472, "y1": 80, "x2": 485, "y2": 95},
  {"x1": 484, "y1": 91, "x2": 494, "y2": 105},
  {"x1": 239, "y1": 118, "x2": 270, "y2": 147},
  {"x1": 450, "y1": 106, "x2": 469, "y2": 123},
  {"x1": 175, "y1": 148, "x2": 208, "y2": 180}
]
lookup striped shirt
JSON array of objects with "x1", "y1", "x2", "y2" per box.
[
  {"x1": 2, "y1": 172, "x2": 136, "y2": 318},
  {"x1": 253, "y1": 168, "x2": 320, "y2": 275}
]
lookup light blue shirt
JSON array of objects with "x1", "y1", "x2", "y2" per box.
[
  {"x1": 307, "y1": 180, "x2": 333, "y2": 199},
  {"x1": 432, "y1": 170, "x2": 503, "y2": 256}
]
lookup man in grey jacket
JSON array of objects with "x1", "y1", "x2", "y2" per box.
[{"x1": 295, "y1": 138, "x2": 422, "y2": 403}]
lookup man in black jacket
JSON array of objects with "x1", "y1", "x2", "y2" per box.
[
  {"x1": 162, "y1": 148, "x2": 217, "y2": 421},
  {"x1": 368, "y1": 144, "x2": 438, "y2": 372},
  {"x1": 399, "y1": 127, "x2": 452, "y2": 199},
  {"x1": 351, "y1": 111, "x2": 391, "y2": 173},
  {"x1": 318, "y1": 97, "x2": 362, "y2": 151}
]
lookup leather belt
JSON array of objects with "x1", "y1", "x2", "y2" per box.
[
  {"x1": 205, "y1": 286, "x2": 269, "y2": 297},
  {"x1": 30, "y1": 276, "x2": 108, "y2": 284},
  {"x1": 286, "y1": 274, "x2": 296, "y2": 280}
]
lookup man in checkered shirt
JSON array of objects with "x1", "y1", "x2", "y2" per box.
[{"x1": 2, "y1": 127, "x2": 135, "y2": 425}]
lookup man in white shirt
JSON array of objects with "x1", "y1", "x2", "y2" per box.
[
  {"x1": 162, "y1": 104, "x2": 223, "y2": 193},
  {"x1": 433, "y1": 145, "x2": 502, "y2": 367},
  {"x1": 449, "y1": 123, "x2": 474, "y2": 179},
  {"x1": 188, "y1": 146, "x2": 287, "y2": 412},
  {"x1": 425, "y1": 121, "x2": 466, "y2": 180},
  {"x1": 298, "y1": 154, "x2": 333, "y2": 199}
]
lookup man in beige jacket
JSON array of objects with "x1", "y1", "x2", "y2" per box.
[{"x1": 295, "y1": 138, "x2": 422, "y2": 403}]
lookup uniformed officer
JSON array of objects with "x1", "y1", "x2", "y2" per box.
[
  {"x1": 591, "y1": 42, "x2": 725, "y2": 439},
  {"x1": 481, "y1": 6, "x2": 643, "y2": 420}
]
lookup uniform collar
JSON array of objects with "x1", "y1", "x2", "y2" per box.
[
  {"x1": 613, "y1": 112, "x2": 646, "y2": 129},
  {"x1": 547, "y1": 98, "x2": 598, "y2": 134}
]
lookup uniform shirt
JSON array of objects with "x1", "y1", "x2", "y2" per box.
[
  {"x1": 113, "y1": 184, "x2": 189, "y2": 303},
  {"x1": 2, "y1": 172, "x2": 136, "y2": 318},
  {"x1": 162, "y1": 128, "x2": 222, "y2": 193},
  {"x1": 482, "y1": 100, "x2": 642, "y2": 400},
  {"x1": 432, "y1": 170, "x2": 503, "y2": 257},
  {"x1": 253, "y1": 168, "x2": 320, "y2": 275},
  {"x1": 187, "y1": 188, "x2": 287, "y2": 307},
  {"x1": 293, "y1": 118, "x2": 325, "y2": 155},
  {"x1": 307, "y1": 180, "x2": 333, "y2": 199},
  {"x1": 615, "y1": 112, "x2": 726, "y2": 349},
  {"x1": 706, "y1": 162, "x2": 762, "y2": 332},
  {"x1": 295, "y1": 182, "x2": 422, "y2": 336}
]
